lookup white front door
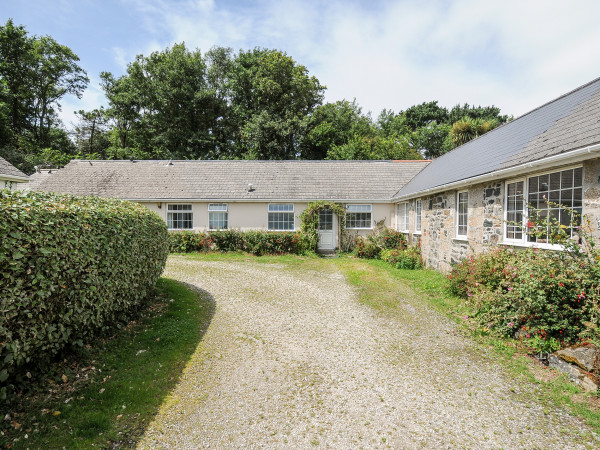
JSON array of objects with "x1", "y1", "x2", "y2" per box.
[{"x1": 318, "y1": 209, "x2": 336, "y2": 250}]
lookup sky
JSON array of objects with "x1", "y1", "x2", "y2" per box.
[{"x1": 2, "y1": 0, "x2": 600, "y2": 129}]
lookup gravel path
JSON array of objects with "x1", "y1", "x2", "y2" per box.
[{"x1": 139, "y1": 256, "x2": 599, "y2": 448}]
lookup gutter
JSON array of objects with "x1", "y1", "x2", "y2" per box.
[
  {"x1": 392, "y1": 142, "x2": 600, "y2": 202},
  {"x1": 122, "y1": 198, "x2": 395, "y2": 204},
  {"x1": 1, "y1": 174, "x2": 29, "y2": 182}
]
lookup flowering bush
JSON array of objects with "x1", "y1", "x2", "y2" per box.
[
  {"x1": 449, "y1": 210, "x2": 600, "y2": 347},
  {"x1": 370, "y1": 227, "x2": 408, "y2": 250},
  {"x1": 353, "y1": 236, "x2": 381, "y2": 258},
  {"x1": 381, "y1": 247, "x2": 422, "y2": 269}
]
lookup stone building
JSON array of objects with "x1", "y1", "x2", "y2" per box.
[{"x1": 393, "y1": 77, "x2": 600, "y2": 272}]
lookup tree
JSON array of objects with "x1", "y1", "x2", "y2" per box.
[
  {"x1": 72, "y1": 108, "x2": 110, "y2": 157},
  {"x1": 230, "y1": 48, "x2": 325, "y2": 159},
  {"x1": 410, "y1": 121, "x2": 453, "y2": 159},
  {"x1": 403, "y1": 101, "x2": 448, "y2": 131},
  {"x1": 326, "y1": 135, "x2": 422, "y2": 160},
  {"x1": 0, "y1": 19, "x2": 88, "y2": 172},
  {"x1": 448, "y1": 103, "x2": 509, "y2": 125},
  {"x1": 450, "y1": 117, "x2": 500, "y2": 147},
  {"x1": 300, "y1": 100, "x2": 374, "y2": 159}
]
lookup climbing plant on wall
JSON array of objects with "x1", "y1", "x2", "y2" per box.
[{"x1": 299, "y1": 201, "x2": 347, "y2": 251}]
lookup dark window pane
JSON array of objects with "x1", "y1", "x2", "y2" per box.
[
  {"x1": 562, "y1": 170, "x2": 573, "y2": 188},
  {"x1": 550, "y1": 172, "x2": 561, "y2": 190},
  {"x1": 529, "y1": 177, "x2": 538, "y2": 193},
  {"x1": 573, "y1": 167, "x2": 583, "y2": 187}
]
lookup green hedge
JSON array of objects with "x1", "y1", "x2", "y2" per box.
[
  {"x1": 169, "y1": 230, "x2": 312, "y2": 255},
  {"x1": 0, "y1": 191, "x2": 169, "y2": 393}
]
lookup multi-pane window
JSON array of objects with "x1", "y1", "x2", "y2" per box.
[
  {"x1": 506, "y1": 181, "x2": 524, "y2": 240},
  {"x1": 346, "y1": 204, "x2": 372, "y2": 229},
  {"x1": 268, "y1": 204, "x2": 294, "y2": 230},
  {"x1": 505, "y1": 167, "x2": 583, "y2": 244},
  {"x1": 457, "y1": 191, "x2": 468, "y2": 238},
  {"x1": 397, "y1": 203, "x2": 409, "y2": 232},
  {"x1": 319, "y1": 209, "x2": 333, "y2": 230},
  {"x1": 415, "y1": 200, "x2": 422, "y2": 233},
  {"x1": 208, "y1": 203, "x2": 228, "y2": 230},
  {"x1": 167, "y1": 204, "x2": 193, "y2": 230}
]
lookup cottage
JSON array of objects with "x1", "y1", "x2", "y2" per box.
[
  {"x1": 393, "y1": 77, "x2": 600, "y2": 271},
  {"x1": 29, "y1": 77, "x2": 600, "y2": 269},
  {"x1": 31, "y1": 159, "x2": 429, "y2": 251},
  {"x1": 0, "y1": 156, "x2": 28, "y2": 190}
]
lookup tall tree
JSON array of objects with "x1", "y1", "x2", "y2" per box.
[
  {"x1": 0, "y1": 19, "x2": 88, "y2": 172},
  {"x1": 300, "y1": 100, "x2": 374, "y2": 159},
  {"x1": 72, "y1": 108, "x2": 110, "y2": 157}
]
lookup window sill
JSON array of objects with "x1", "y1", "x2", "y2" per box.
[
  {"x1": 413, "y1": 231, "x2": 422, "y2": 235},
  {"x1": 346, "y1": 227, "x2": 373, "y2": 230},
  {"x1": 501, "y1": 240, "x2": 563, "y2": 251},
  {"x1": 454, "y1": 236, "x2": 468, "y2": 242}
]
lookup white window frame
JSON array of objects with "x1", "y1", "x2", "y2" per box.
[
  {"x1": 208, "y1": 203, "x2": 228, "y2": 230},
  {"x1": 456, "y1": 191, "x2": 468, "y2": 239},
  {"x1": 167, "y1": 204, "x2": 193, "y2": 230},
  {"x1": 414, "y1": 199, "x2": 422, "y2": 234},
  {"x1": 268, "y1": 203, "x2": 295, "y2": 231},
  {"x1": 397, "y1": 202, "x2": 409, "y2": 232},
  {"x1": 503, "y1": 165, "x2": 583, "y2": 249},
  {"x1": 346, "y1": 204, "x2": 373, "y2": 229}
]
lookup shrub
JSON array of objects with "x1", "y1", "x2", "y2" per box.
[
  {"x1": 353, "y1": 236, "x2": 381, "y2": 259},
  {"x1": 0, "y1": 191, "x2": 169, "y2": 395},
  {"x1": 448, "y1": 212, "x2": 600, "y2": 347},
  {"x1": 381, "y1": 247, "x2": 422, "y2": 270},
  {"x1": 168, "y1": 230, "x2": 312, "y2": 256},
  {"x1": 169, "y1": 230, "x2": 211, "y2": 253},
  {"x1": 370, "y1": 227, "x2": 408, "y2": 250}
]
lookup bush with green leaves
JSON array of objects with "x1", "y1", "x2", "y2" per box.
[
  {"x1": 168, "y1": 230, "x2": 312, "y2": 256},
  {"x1": 168, "y1": 230, "x2": 211, "y2": 252},
  {"x1": 0, "y1": 190, "x2": 169, "y2": 396},
  {"x1": 353, "y1": 226, "x2": 408, "y2": 259},
  {"x1": 381, "y1": 247, "x2": 423, "y2": 270},
  {"x1": 449, "y1": 211, "x2": 600, "y2": 349}
]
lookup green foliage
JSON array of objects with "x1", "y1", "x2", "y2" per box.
[
  {"x1": 326, "y1": 135, "x2": 423, "y2": 160},
  {"x1": 353, "y1": 237, "x2": 381, "y2": 258},
  {"x1": 381, "y1": 247, "x2": 423, "y2": 270},
  {"x1": 299, "y1": 201, "x2": 347, "y2": 251},
  {"x1": 448, "y1": 210, "x2": 600, "y2": 348},
  {"x1": 450, "y1": 117, "x2": 500, "y2": 147},
  {"x1": 168, "y1": 230, "x2": 311, "y2": 256},
  {"x1": 0, "y1": 19, "x2": 88, "y2": 173},
  {"x1": 352, "y1": 227, "x2": 410, "y2": 259},
  {"x1": 0, "y1": 190, "x2": 169, "y2": 396}
]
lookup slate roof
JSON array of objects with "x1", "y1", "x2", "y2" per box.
[
  {"x1": 395, "y1": 77, "x2": 600, "y2": 199},
  {"x1": 32, "y1": 159, "x2": 430, "y2": 201},
  {"x1": 0, "y1": 156, "x2": 27, "y2": 180}
]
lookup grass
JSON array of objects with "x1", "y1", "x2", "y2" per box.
[
  {"x1": 335, "y1": 256, "x2": 600, "y2": 434},
  {"x1": 0, "y1": 278, "x2": 214, "y2": 449}
]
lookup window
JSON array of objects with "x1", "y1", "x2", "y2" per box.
[
  {"x1": 346, "y1": 204, "x2": 372, "y2": 229},
  {"x1": 457, "y1": 191, "x2": 468, "y2": 238},
  {"x1": 397, "y1": 203, "x2": 409, "y2": 232},
  {"x1": 167, "y1": 204, "x2": 193, "y2": 230},
  {"x1": 319, "y1": 209, "x2": 333, "y2": 230},
  {"x1": 504, "y1": 166, "x2": 583, "y2": 245},
  {"x1": 415, "y1": 200, "x2": 422, "y2": 233},
  {"x1": 208, "y1": 203, "x2": 228, "y2": 230},
  {"x1": 268, "y1": 204, "x2": 294, "y2": 230}
]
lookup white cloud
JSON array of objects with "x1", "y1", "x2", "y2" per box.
[
  {"x1": 59, "y1": 0, "x2": 600, "y2": 127},
  {"x1": 58, "y1": 75, "x2": 106, "y2": 130}
]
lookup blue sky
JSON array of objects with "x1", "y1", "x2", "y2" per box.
[{"x1": 3, "y1": 0, "x2": 600, "y2": 129}]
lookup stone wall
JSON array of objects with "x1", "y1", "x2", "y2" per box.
[{"x1": 402, "y1": 159, "x2": 600, "y2": 273}]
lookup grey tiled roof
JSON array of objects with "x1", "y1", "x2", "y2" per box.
[
  {"x1": 32, "y1": 160, "x2": 430, "y2": 201},
  {"x1": 395, "y1": 77, "x2": 600, "y2": 199},
  {"x1": 0, "y1": 156, "x2": 27, "y2": 179}
]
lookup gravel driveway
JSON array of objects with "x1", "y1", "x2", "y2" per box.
[{"x1": 138, "y1": 256, "x2": 599, "y2": 448}]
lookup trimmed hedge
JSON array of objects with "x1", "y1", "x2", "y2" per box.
[
  {"x1": 0, "y1": 191, "x2": 169, "y2": 393},
  {"x1": 169, "y1": 229, "x2": 312, "y2": 255}
]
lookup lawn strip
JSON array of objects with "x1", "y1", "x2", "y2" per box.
[{"x1": 1, "y1": 278, "x2": 213, "y2": 449}]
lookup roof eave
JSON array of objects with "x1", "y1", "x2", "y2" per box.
[
  {"x1": 0, "y1": 174, "x2": 29, "y2": 182},
  {"x1": 392, "y1": 142, "x2": 600, "y2": 202}
]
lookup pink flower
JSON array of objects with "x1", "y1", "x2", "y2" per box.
[{"x1": 507, "y1": 322, "x2": 514, "y2": 328}]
